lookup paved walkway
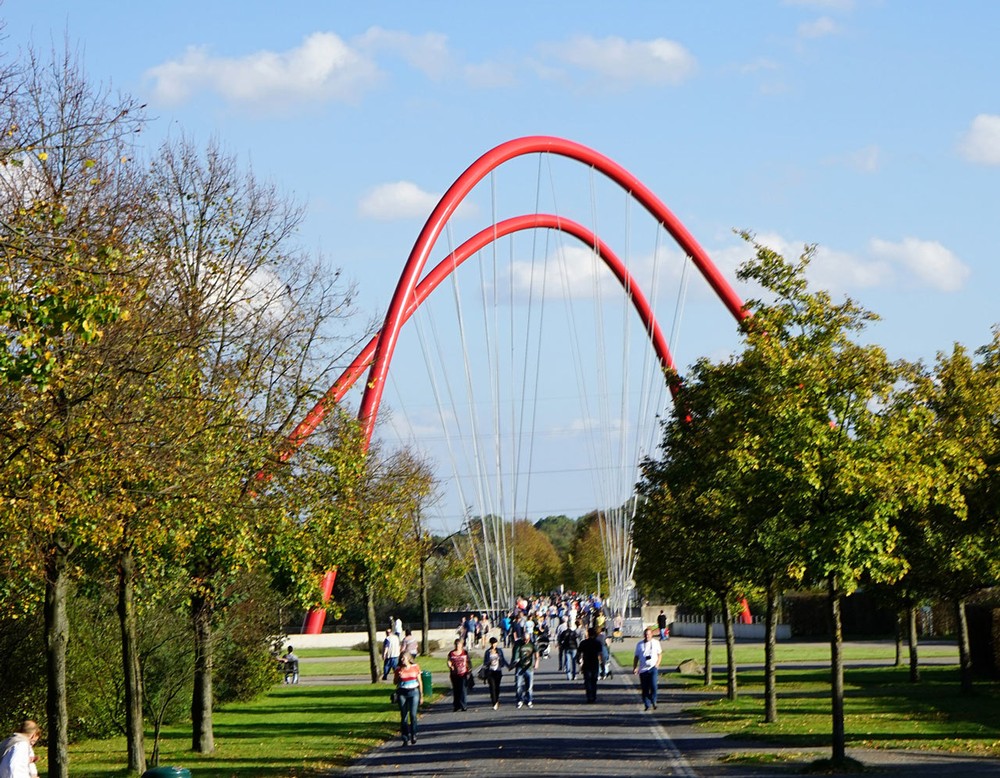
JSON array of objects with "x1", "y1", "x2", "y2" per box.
[{"x1": 332, "y1": 640, "x2": 1000, "y2": 777}]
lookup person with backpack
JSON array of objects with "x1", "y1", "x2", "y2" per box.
[{"x1": 510, "y1": 632, "x2": 539, "y2": 709}]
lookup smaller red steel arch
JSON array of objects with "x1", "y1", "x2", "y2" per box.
[{"x1": 282, "y1": 213, "x2": 679, "y2": 457}]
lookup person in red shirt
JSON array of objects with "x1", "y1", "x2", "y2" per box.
[
  {"x1": 447, "y1": 638, "x2": 472, "y2": 711},
  {"x1": 393, "y1": 652, "x2": 424, "y2": 745}
]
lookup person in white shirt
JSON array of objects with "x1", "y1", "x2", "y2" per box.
[
  {"x1": 0, "y1": 720, "x2": 41, "y2": 778},
  {"x1": 382, "y1": 627, "x2": 402, "y2": 680},
  {"x1": 632, "y1": 628, "x2": 663, "y2": 710}
]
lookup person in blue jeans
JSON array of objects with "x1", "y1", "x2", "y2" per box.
[
  {"x1": 632, "y1": 627, "x2": 663, "y2": 710},
  {"x1": 394, "y1": 652, "x2": 424, "y2": 745},
  {"x1": 511, "y1": 633, "x2": 538, "y2": 709},
  {"x1": 559, "y1": 624, "x2": 579, "y2": 680}
]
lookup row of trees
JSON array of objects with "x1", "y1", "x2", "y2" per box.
[
  {"x1": 0, "y1": 45, "x2": 434, "y2": 776},
  {"x1": 634, "y1": 233, "x2": 1000, "y2": 766}
]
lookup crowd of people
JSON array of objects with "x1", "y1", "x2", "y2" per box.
[{"x1": 387, "y1": 594, "x2": 667, "y2": 746}]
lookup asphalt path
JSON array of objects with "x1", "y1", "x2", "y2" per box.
[{"x1": 331, "y1": 639, "x2": 1000, "y2": 777}]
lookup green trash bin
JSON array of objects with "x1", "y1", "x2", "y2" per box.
[
  {"x1": 421, "y1": 669, "x2": 433, "y2": 697},
  {"x1": 142, "y1": 767, "x2": 190, "y2": 778}
]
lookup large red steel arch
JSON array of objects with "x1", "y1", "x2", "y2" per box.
[{"x1": 295, "y1": 136, "x2": 748, "y2": 633}]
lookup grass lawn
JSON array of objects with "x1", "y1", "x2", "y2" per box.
[
  {"x1": 300, "y1": 656, "x2": 452, "y2": 678},
  {"x1": 66, "y1": 684, "x2": 403, "y2": 777},
  {"x1": 688, "y1": 664, "x2": 1000, "y2": 757},
  {"x1": 612, "y1": 639, "x2": 957, "y2": 669},
  {"x1": 63, "y1": 652, "x2": 450, "y2": 777},
  {"x1": 609, "y1": 640, "x2": 998, "y2": 759}
]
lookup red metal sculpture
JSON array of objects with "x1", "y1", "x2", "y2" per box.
[{"x1": 294, "y1": 136, "x2": 748, "y2": 633}]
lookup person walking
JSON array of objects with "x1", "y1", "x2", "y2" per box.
[
  {"x1": 559, "y1": 622, "x2": 579, "y2": 680},
  {"x1": 382, "y1": 627, "x2": 401, "y2": 681},
  {"x1": 657, "y1": 609, "x2": 669, "y2": 640},
  {"x1": 577, "y1": 627, "x2": 603, "y2": 703},
  {"x1": 394, "y1": 652, "x2": 424, "y2": 746},
  {"x1": 482, "y1": 636, "x2": 508, "y2": 710},
  {"x1": 402, "y1": 629, "x2": 418, "y2": 659},
  {"x1": 447, "y1": 638, "x2": 472, "y2": 712},
  {"x1": 0, "y1": 720, "x2": 41, "y2": 778},
  {"x1": 510, "y1": 632, "x2": 538, "y2": 709},
  {"x1": 596, "y1": 626, "x2": 611, "y2": 679},
  {"x1": 632, "y1": 627, "x2": 663, "y2": 710}
]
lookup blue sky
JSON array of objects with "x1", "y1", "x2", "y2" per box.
[{"x1": 4, "y1": 1, "x2": 999, "y2": 533}]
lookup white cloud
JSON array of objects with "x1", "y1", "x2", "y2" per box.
[
  {"x1": 810, "y1": 244, "x2": 892, "y2": 291},
  {"x1": 724, "y1": 232, "x2": 968, "y2": 296},
  {"x1": 509, "y1": 245, "x2": 607, "y2": 299},
  {"x1": 869, "y1": 237, "x2": 970, "y2": 292},
  {"x1": 538, "y1": 35, "x2": 696, "y2": 88},
  {"x1": 729, "y1": 232, "x2": 891, "y2": 295},
  {"x1": 356, "y1": 27, "x2": 453, "y2": 80},
  {"x1": 797, "y1": 16, "x2": 842, "y2": 39},
  {"x1": 146, "y1": 32, "x2": 381, "y2": 107},
  {"x1": 358, "y1": 181, "x2": 478, "y2": 221},
  {"x1": 958, "y1": 114, "x2": 1000, "y2": 165}
]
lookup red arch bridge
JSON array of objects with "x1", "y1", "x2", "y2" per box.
[{"x1": 267, "y1": 136, "x2": 749, "y2": 634}]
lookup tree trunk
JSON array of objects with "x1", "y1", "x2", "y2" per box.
[
  {"x1": 720, "y1": 595, "x2": 737, "y2": 700},
  {"x1": 907, "y1": 604, "x2": 920, "y2": 683},
  {"x1": 420, "y1": 555, "x2": 430, "y2": 656},
  {"x1": 764, "y1": 579, "x2": 779, "y2": 723},
  {"x1": 44, "y1": 542, "x2": 71, "y2": 778},
  {"x1": 955, "y1": 597, "x2": 973, "y2": 693},
  {"x1": 118, "y1": 545, "x2": 147, "y2": 774},
  {"x1": 894, "y1": 610, "x2": 904, "y2": 667},
  {"x1": 190, "y1": 592, "x2": 215, "y2": 753},
  {"x1": 828, "y1": 572, "x2": 846, "y2": 764},
  {"x1": 703, "y1": 607, "x2": 713, "y2": 686},
  {"x1": 365, "y1": 583, "x2": 379, "y2": 683}
]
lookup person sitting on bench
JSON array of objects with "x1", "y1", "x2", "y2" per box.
[{"x1": 281, "y1": 645, "x2": 300, "y2": 684}]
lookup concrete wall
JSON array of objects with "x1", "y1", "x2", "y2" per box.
[{"x1": 280, "y1": 627, "x2": 461, "y2": 651}]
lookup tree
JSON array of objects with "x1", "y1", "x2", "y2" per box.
[
  {"x1": 734, "y1": 234, "x2": 910, "y2": 764},
  {"x1": 280, "y1": 412, "x2": 435, "y2": 682},
  {"x1": 512, "y1": 519, "x2": 562, "y2": 593},
  {"x1": 896, "y1": 339, "x2": 1000, "y2": 692},
  {"x1": 564, "y1": 512, "x2": 608, "y2": 595},
  {"x1": 634, "y1": 365, "x2": 757, "y2": 702},
  {"x1": 139, "y1": 134, "x2": 362, "y2": 753},
  {"x1": 0, "y1": 45, "x2": 148, "y2": 778},
  {"x1": 534, "y1": 515, "x2": 576, "y2": 559}
]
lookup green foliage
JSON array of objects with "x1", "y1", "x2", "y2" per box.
[
  {"x1": 213, "y1": 573, "x2": 287, "y2": 705},
  {"x1": 564, "y1": 512, "x2": 609, "y2": 593},
  {"x1": 0, "y1": 613, "x2": 46, "y2": 734},
  {"x1": 534, "y1": 514, "x2": 577, "y2": 557}
]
